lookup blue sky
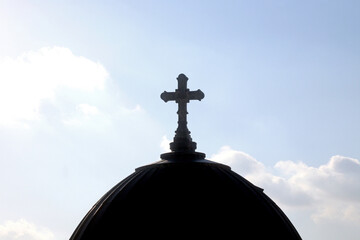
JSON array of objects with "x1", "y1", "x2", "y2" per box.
[{"x1": 0, "y1": 1, "x2": 359, "y2": 239}]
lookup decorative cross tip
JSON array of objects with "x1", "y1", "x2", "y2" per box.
[{"x1": 160, "y1": 73, "x2": 206, "y2": 161}]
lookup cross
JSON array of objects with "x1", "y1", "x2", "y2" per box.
[{"x1": 161, "y1": 73, "x2": 204, "y2": 154}]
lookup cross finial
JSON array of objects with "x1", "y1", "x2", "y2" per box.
[{"x1": 160, "y1": 73, "x2": 205, "y2": 161}]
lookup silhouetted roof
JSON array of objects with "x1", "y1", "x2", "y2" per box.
[
  {"x1": 70, "y1": 74, "x2": 301, "y2": 239},
  {"x1": 70, "y1": 159, "x2": 301, "y2": 239}
]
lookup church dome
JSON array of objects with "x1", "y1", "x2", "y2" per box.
[
  {"x1": 70, "y1": 74, "x2": 301, "y2": 239},
  {"x1": 70, "y1": 159, "x2": 301, "y2": 239}
]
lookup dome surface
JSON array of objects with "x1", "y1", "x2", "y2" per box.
[{"x1": 70, "y1": 159, "x2": 301, "y2": 239}]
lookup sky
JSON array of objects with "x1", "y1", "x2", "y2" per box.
[{"x1": 0, "y1": 0, "x2": 359, "y2": 239}]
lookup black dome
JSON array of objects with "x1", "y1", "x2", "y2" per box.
[
  {"x1": 70, "y1": 74, "x2": 301, "y2": 239},
  {"x1": 70, "y1": 159, "x2": 301, "y2": 239}
]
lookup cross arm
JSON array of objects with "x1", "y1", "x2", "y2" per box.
[
  {"x1": 160, "y1": 91, "x2": 176, "y2": 102},
  {"x1": 188, "y1": 89, "x2": 205, "y2": 101}
]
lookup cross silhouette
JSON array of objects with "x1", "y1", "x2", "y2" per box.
[{"x1": 161, "y1": 74, "x2": 205, "y2": 157}]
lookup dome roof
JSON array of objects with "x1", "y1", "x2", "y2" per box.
[
  {"x1": 70, "y1": 159, "x2": 301, "y2": 239},
  {"x1": 70, "y1": 74, "x2": 301, "y2": 239}
]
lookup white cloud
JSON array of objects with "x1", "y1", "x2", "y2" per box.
[
  {"x1": 160, "y1": 135, "x2": 171, "y2": 152},
  {"x1": 211, "y1": 146, "x2": 265, "y2": 175},
  {"x1": 0, "y1": 47, "x2": 108, "y2": 127},
  {"x1": 117, "y1": 104, "x2": 144, "y2": 115},
  {"x1": 77, "y1": 104, "x2": 99, "y2": 116},
  {"x1": 211, "y1": 146, "x2": 360, "y2": 224},
  {"x1": 274, "y1": 155, "x2": 360, "y2": 223},
  {"x1": 62, "y1": 105, "x2": 105, "y2": 128},
  {"x1": 0, "y1": 219, "x2": 54, "y2": 240}
]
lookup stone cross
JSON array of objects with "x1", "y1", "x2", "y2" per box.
[{"x1": 161, "y1": 73, "x2": 204, "y2": 155}]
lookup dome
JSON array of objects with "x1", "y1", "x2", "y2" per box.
[
  {"x1": 70, "y1": 74, "x2": 301, "y2": 239},
  {"x1": 70, "y1": 159, "x2": 301, "y2": 239}
]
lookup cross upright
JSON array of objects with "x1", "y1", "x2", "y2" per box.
[{"x1": 161, "y1": 74, "x2": 205, "y2": 158}]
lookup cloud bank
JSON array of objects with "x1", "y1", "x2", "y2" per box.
[
  {"x1": 212, "y1": 146, "x2": 360, "y2": 224},
  {"x1": 0, "y1": 47, "x2": 108, "y2": 127},
  {"x1": 0, "y1": 219, "x2": 54, "y2": 240}
]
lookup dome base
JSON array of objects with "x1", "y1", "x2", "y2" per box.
[{"x1": 160, "y1": 151, "x2": 206, "y2": 161}]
